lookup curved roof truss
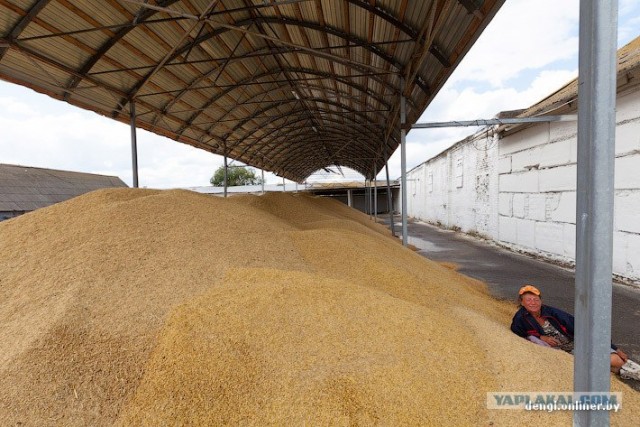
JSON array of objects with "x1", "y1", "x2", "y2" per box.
[{"x1": 0, "y1": 0, "x2": 504, "y2": 182}]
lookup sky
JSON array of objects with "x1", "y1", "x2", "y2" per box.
[{"x1": 2, "y1": 0, "x2": 640, "y2": 189}]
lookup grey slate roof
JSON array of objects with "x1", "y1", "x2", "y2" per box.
[{"x1": 0, "y1": 164, "x2": 127, "y2": 213}]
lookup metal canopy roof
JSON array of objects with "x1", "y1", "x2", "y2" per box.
[{"x1": 0, "y1": 0, "x2": 504, "y2": 182}]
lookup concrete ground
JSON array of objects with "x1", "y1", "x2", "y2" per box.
[{"x1": 382, "y1": 216, "x2": 640, "y2": 391}]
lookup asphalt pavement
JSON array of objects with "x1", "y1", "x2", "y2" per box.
[{"x1": 383, "y1": 216, "x2": 640, "y2": 391}]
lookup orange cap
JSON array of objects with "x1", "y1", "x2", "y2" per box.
[{"x1": 519, "y1": 285, "x2": 541, "y2": 296}]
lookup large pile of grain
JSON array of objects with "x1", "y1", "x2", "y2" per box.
[{"x1": 0, "y1": 188, "x2": 637, "y2": 426}]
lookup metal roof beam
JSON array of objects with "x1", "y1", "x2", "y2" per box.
[
  {"x1": 239, "y1": 127, "x2": 381, "y2": 167},
  {"x1": 170, "y1": 67, "x2": 402, "y2": 139},
  {"x1": 344, "y1": 0, "x2": 418, "y2": 39},
  {"x1": 457, "y1": 0, "x2": 484, "y2": 15},
  {"x1": 88, "y1": 40, "x2": 415, "y2": 76},
  {"x1": 0, "y1": 0, "x2": 51, "y2": 61},
  {"x1": 124, "y1": 1, "x2": 395, "y2": 74},
  {"x1": 267, "y1": 131, "x2": 381, "y2": 170},
  {"x1": 207, "y1": 0, "x2": 314, "y2": 17},
  {"x1": 411, "y1": 115, "x2": 578, "y2": 128},
  {"x1": 135, "y1": 71, "x2": 395, "y2": 97},
  {"x1": 129, "y1": 1, "x2": 222, "y2": 102},
  {"x1": 65, "y1": 0, "x2": 182, "y2": 96},
  {"x1": 281, "y1": 143, "x2": 375, "y2": 181},
  {"x1": 225, "y1": 97, "x2": 384, "y2": 141},
  {"x1": 210, "y1": 77, "x2": 392, "y2": 126}
]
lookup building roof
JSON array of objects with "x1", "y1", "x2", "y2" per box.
[
  {"x1": 503, "y1": 35, "x2": 640, "y2": 135},
  {"x1": 0, "y1": 164, "x2": 127, "y2": 212},
  {"x1": 0, "y1": 0, "x2": 504, "y2": 182}
]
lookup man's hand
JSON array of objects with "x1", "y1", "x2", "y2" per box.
[
  {"x1": 616, "y1": 349, "x2": 628, "y2": 362},
  {"x1": 539, "y1": 335, "x2": 560, "y2": 347}
]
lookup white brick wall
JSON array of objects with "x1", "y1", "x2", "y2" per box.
[
  {"x1": 613, "y1": 231, "x2": 628, "y2": 277},
  {"x1": 405, "y1": 88, "x2": 640, "y2": 283},
  {"x1": 500, "y1": 170, "x2": 539, "y2": 193},
  {"x1": 406, "y1": 133, "x2": 499, "y2": 237},
  {"x1": 539, "y1": 165, "x2": 576, "y2": 192},
  {"x1": 535, "y1": 221, "x2": 565, "y2": 255},
  {"x1": 616, "y1": 91, "x2": 640, "y2": 122},
  {"x1": 528, "y1": 193, "x2": 546, "y2": 221},
  {"x1": 516, "y1": 218, "x2": 536, "y2": 248},
  {"x1": 498, "y1": 193, "x2": 512, "y2": 216},
  {"x1": 499, "y1": 215, "x2": 517, "y2": 243},
  {"x1": 615, "y1": 154, "x2": 640, "y2": 189},
  {"x1": 539, "y1": 140, "x2": 572, "y2": 168},
  {"x1": 512, "y1": 146, "x2": 541, "y2": 171},
  {"x1": 512, "y1": 193, "x2": 526, "y2": 218},
  {"x1": 627, "y1": 233, "x2": 640, "y2": 280},
  {"x1": 615, "y1": 120, "x2": 640, "y2": 154},
  {"x1": 615, "y1": 190, "x2": 640, "y2": 234},
  {"x1": 549, "y1": 120, "x2": 576, "y2": 143},
  {"x1": 498, "y1": 156, "x2": 512, "y2": 174},
  {"x1": 562, "y1": 223, "x2": 576, "y2": 259},
  {"x1": 547, "y1": 192, "x2": 575, "y2": 223},
  {"x1": 500, "y1": 124, "x2": 550, "y2": 155}
]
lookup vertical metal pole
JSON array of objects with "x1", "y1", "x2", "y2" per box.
[
  {"x1": 367, "y1": 178, "x2": 372, "y2": 218},
  {"x1": 261, "y1": 168, "x2": 265, "y2": 194},
  {"x1": 129, "y1": 100, "x2": 139, "y2": 188},
  {"x1": 282, "y1": 176, "x2": 285, "y2": 192},
  {"x1": 400, "y1": 78, "x2": 408, "y2": 246},
  {"x1": 574, "y1": 1, "x2": 618, "y2": 426},
  {"x1": 384, "y1": 146, "x2": 396, "y2": 236},
  {"x1": 223, "y1": 153, "x2": 228, "y2": 198},
  {"x1": 374, "y1": 172, "x2": 378, "y2": 220},
  {"x1": 363, "y1": 179, "x2": 368, "y2": 215},
  {"x1": 347, "y1": 189, "x2": 353, "y2": 207}
]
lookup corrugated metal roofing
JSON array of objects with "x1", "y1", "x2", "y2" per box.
[
  {"x1": 0, "y1": 0, "x2": 504, "y2": 182},
  {"x1": 0, "y1": 164, "x2": 128, "y2": 212}
]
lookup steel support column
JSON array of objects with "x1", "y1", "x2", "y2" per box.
[
  {"x1": 374, "y1": 173, "x2": 378, "y2": 220},
  {"x1": 261, "y1": 168, "x2": 265, "y2": 194},
  {"x1": 384, "y1": 147, "x2": 396, "y2": 236},
  {"x1": 129, "y1": 100, "x2": 139, "y2": 188},
  {"x1": 400, "y1": 78, "x2": 408, "y2": 246},
  {"x1": 574, "y1": 1, "x2": 618, "y2": 426},
  {"x1": 364, "y1": 179, "x2": 369, "y2": 216},
  {"x1": 368, "y1": 179, "x2": 372, "y2": 218},
  {"x1": 223, "y1": 153, "x2": 228, "y2": 198},
  {"x1": 347, "y1": 189, "x2": 353, "y2": 207}
]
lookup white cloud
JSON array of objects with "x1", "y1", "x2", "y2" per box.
[
  {"x1": 449, "y1": 0, "x2": 579, "y2": 88},
  {"x1": 135, "y1": 130, "x2": 222, "y2": 188},
  {"x1": 0, "y1": 95, "x2": 36, "y2": 116},
  {"x1": 522, "y1": 69, "x2": 578, "y2": 104},
  {"x1": 0, "y1": 83, "x2": 225, "y2": 188},
  {"x1": 618, "y1": 5, "x2": 640, "y2": 47},
  {"x1": 1, "y1": 106, "x2": 128, "y2": 172}
]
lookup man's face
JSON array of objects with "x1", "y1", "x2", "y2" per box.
[{"x1": 521, "y1": 293, "x2": 542, "y2": 314}]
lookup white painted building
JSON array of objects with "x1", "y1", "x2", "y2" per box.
[{"x1": 406, "y1": 37, "x2": 640, "y2": 283}]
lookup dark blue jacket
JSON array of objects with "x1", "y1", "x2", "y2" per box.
[{"x1": 510, "y1": 305, "x2": 617, "y2": 350}]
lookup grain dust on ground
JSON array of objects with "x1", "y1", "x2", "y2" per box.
[{"x1": 0, "y1": 188, "x2": 637, "y2": 426}]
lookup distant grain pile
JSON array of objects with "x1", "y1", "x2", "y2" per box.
[{"x1": 0, "y1": 189, "x2": 637, "y2": 426}]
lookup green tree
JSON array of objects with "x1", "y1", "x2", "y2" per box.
[{"x1": 210, "y1": 166, "x2": 264, "y2": 186}]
